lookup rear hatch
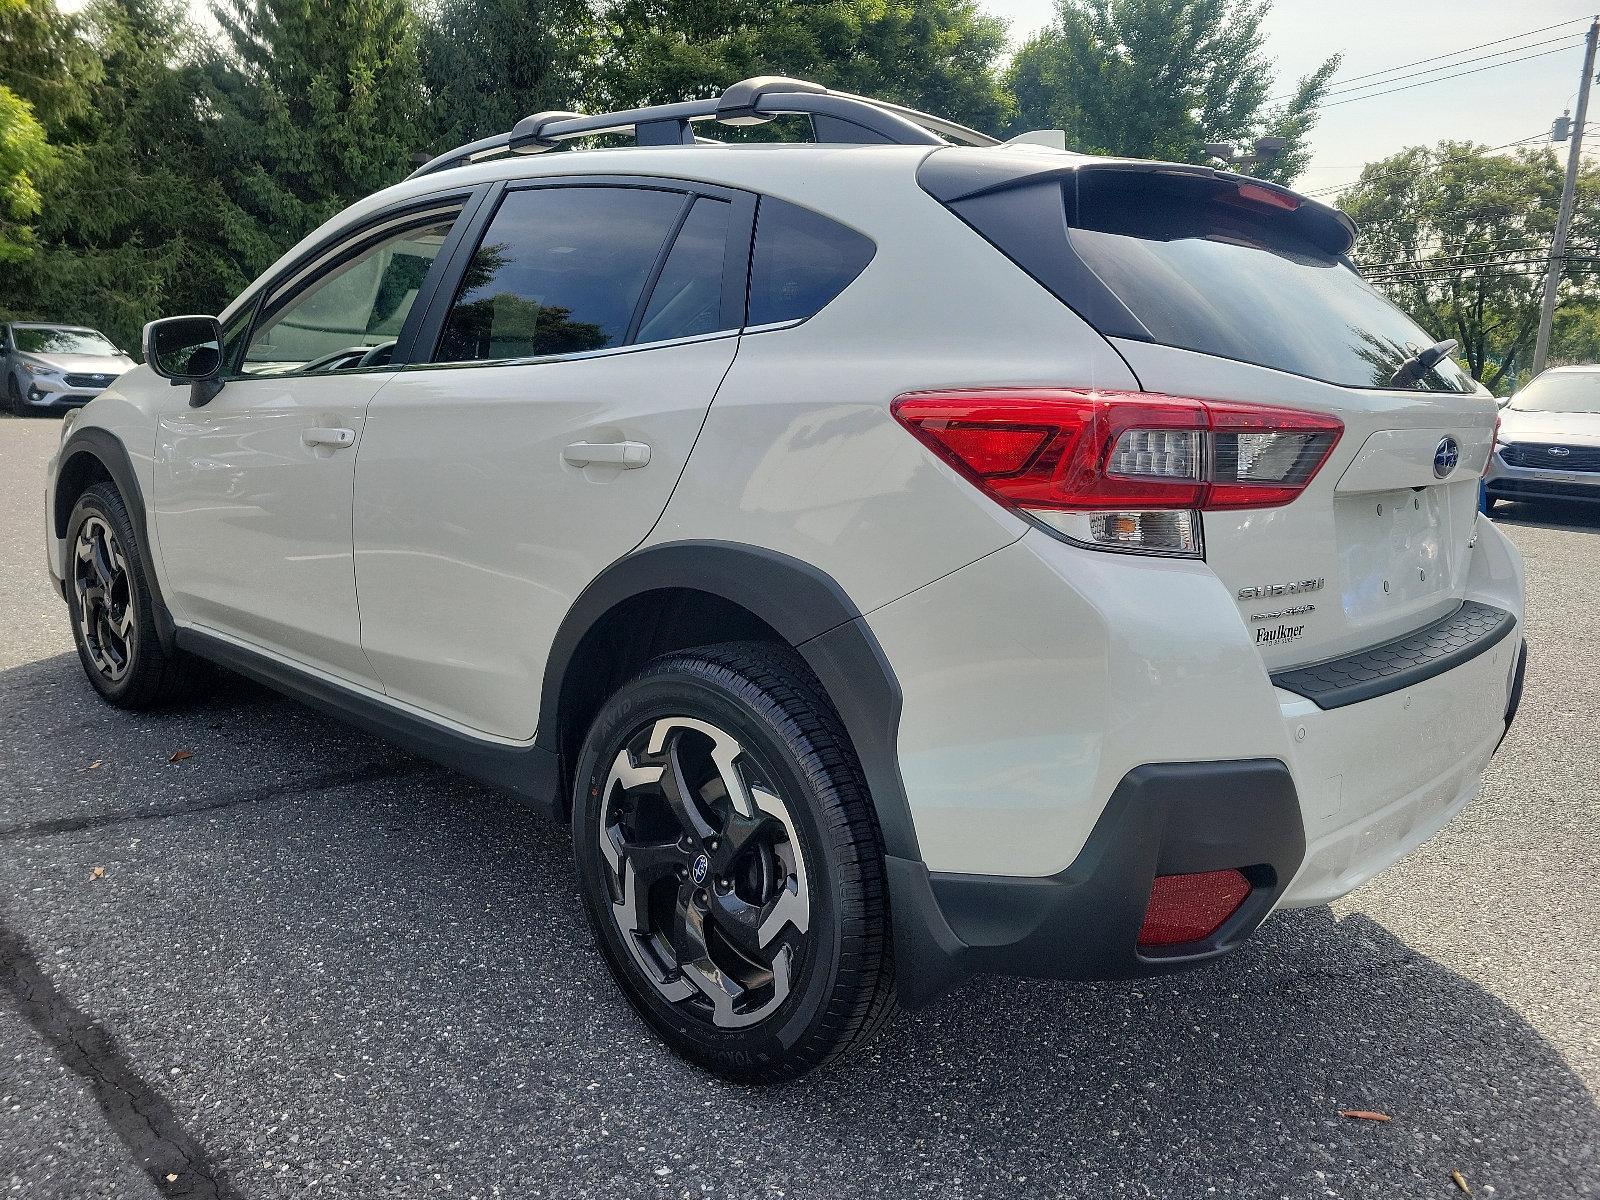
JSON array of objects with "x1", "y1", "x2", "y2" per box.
[{"x1": 920, "y1": 153, "x2": 1498, "y2": 669}]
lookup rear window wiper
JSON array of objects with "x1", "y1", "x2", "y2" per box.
[{"x1": 1388, "y1": 338, "x2": 1458, "y2": 388}]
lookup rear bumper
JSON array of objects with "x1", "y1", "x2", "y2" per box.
[
  {"x1": 871, "y1": 522, "x2": 1525, "y2": 1007},
  {"x1": 890, "y1": 759, "x2": 1304, "y2": 1007}
]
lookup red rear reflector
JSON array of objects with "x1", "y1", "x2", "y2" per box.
[
  {"x1": 891, "y1": 389, "x2": 1341, "y2": 513},
  {"x1": 1137, "y1": 869, "x2": 1252, "y2": 947}
]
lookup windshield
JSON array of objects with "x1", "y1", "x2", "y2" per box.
[
  {"x1": 1066, "y1": 175, "x2": 1474, "y2": 393},
  {"x1": 13, "y1": 326, "x2": 119, "y2": 356},
  {"x1": 1509, "y1": 372, "x2": 1600, "y2": 413}
]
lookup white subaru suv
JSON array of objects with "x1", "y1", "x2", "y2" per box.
[{"x1": 45, "y1": 78, "x2": 1525, "y2": 1083}]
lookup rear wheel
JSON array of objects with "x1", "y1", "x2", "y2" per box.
[
  {"x1": 572, "y1": 642, "x2": 897, "y2": 1083},
  {"x1": 65, "y1": 482, "x2": 199, "y2": 707}
]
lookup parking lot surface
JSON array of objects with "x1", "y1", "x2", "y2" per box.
[{"x1": 2, "y1": 415, "x2": 1597, "y2": 1199}]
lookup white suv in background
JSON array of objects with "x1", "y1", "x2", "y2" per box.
[{"x1": 46, "y1": 78, "x2": 1525, "y2": 1083}]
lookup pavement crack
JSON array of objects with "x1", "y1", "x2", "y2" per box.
[
  {"x1": 0, "y1": 912, "x2": 250, "y2": 1199},
  {"x1": 0, "y1": 760, "x2": 433, "y2": 840}
]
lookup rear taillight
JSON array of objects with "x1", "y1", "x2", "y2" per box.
[
  {"x1": 892, "y1": 389, "x2": 1341, "y2": 557},
  {"x1": 1485, "y1": 414, "x2": 1501, "y2": 478}
]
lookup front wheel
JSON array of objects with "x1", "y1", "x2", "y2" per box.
[
  {"x1": 6, "y1": 375, "x2": 25, "y2": 417},
  {"x1": 572, "y1": 642, "x2": 897, "y2": 1083},
  {"x1": 65, "y1": 482, "x2": 200, "y2": 707}
]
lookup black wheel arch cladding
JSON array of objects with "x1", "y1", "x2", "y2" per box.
[
  {"x1": 54, "y1": 427, "x2": 178, "y2": 652},
  {"x1": 540, "y1": 540, "x2": 924, "y2": 863}
]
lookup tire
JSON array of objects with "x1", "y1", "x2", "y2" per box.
[
  {"x1": 572, "y1": 641, "x2": 898, "y2": 1084},
  {"x1": 6, "y1": 375, "x2": 25, "y2": 417},
  {"x1": 65, "y1": 481, "x2": 200, "y2": 708}
]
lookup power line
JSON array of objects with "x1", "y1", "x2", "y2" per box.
[
  {"x1": 1302, "y1": 132, "x2": 1554, "y2": 197},
  {"x1": 1280, "y1": 14, "x2": 1593, "y2": 98},
  {"x1": 1361, "y1": 257, "x2": 1600, "y2": 284},
  {"x1": 1315, "y1": 42, "x2": 1583, "y2": 111},
  {"x1": 1315, "y1": 32, "x2": 1582, "y2": 102}
]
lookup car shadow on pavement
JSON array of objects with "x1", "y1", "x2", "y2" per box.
[
  {"x1": 1492, "y1": 497, "x2": 1600, "y2": 533},
  {"x1": 2, "y1": 650, "x2": 1596, "y2": 1199}
]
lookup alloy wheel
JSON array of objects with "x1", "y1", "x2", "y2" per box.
[
  {"x1": 73, "y1": 514, "x2": 135, "y2": 682},
  {"x1": 598, "y1": 716, "x2": 811, "y2": 1029}
]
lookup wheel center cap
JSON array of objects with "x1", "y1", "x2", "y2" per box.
[{"x1": 690, "y1": 853, "x2": 710, "y2": 885}]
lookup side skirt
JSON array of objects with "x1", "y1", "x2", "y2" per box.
[{"x1": 176, "y1": 628, "x2": 562, "y2": 820}]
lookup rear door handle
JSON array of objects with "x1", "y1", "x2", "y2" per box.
[
  {"x1": 303, "y1": 426, "x2": 356, "y2": 449},
  {"x1": 563, "y1": 441, "x2": 651, "y2": 469}
]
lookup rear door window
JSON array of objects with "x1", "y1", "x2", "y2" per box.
[
  {"x1": 436, "y1": 186, "x2": 688, "y2": 363},
  {"x1": 635, "y1": 197, "x2": 734, "y2": 344},
  {"x1": 747, "y1": 197, "x2": 875, "y2": 326},
  {"x1": 1066, "y1": 174, "x2": 1472, "y2": 392}
]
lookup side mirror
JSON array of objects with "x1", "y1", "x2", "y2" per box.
[
  {"x1": 143, "y1": 315, "x2": 225, "y2": 406},
  {"x1": 1496, "y1": 396, "x2": 1511, "y2": 409}
]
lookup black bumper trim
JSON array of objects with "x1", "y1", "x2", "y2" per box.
[
  {"x1": 1270, "y1": 600, "x2": 1516, "y2": 711},
  {"x1": 889, "y1": 759, "x2": 1304, "y2": 1008}
]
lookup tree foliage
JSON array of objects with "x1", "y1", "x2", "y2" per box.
[
  {"x1": 207, "y1": 0, "x2": 426, "y2": 277},
  {"x1": 599, "y1": 0, "x2": 1013, "y2": 132},
  {"x1": 419, "y1": 0, "x2": 599, "y2": 150},
  {"x1": 1341, "y1": 142, "x2": 1600, "y2": 393},
  {"x1": 1007, "y1": 0, "x2": 1335, "y2": 182},
  {"x1": 0, "y1": 84, "x2": 52, "y2": 265}
]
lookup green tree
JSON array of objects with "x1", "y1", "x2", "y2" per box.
[
  {"x1": 1007, "y1": 0, "x2": 1336, "y2": 182},
  {"x1": 1341, "y1": 142, "x2": 1600, "y2": 393},
  {"x1": 0, "y1": 0, "x2": 99, "y2": 135},
  {"x1": 0, "y1": 0, "x2": 240, "y2": 347},
  {"x1": 418, "y1": 0, "x2": 600, "y2": 150},
  {"x1": 207, "y1": 0, "x2": 426, "y2": 279},
  {"x1": 598, "y1": 0, "x2": 1013, "y2": 133},
  {"x1": 0, "y1": 85, "x2": 50, "y2": 265}
]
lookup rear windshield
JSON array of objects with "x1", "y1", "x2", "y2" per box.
[
  {"x1": 13, "y1": 326, "x2": 118, "y2": 355},
  {"x1": 1067, "y1": 175, "x2": 1473, "y2": 393}
]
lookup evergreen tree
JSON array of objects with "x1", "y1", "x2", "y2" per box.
[
  {"x1": 599, "y1": 0, "x2": 1012, "y2": 134},
  {"x1": 0, "y1": 0, "x2": 99, "y2": 135},
  {"x1": 1, "y1": 0, "x2": 237, "y2": 344},
  {"x1": 418, "y1": 0, "x2": 600, "y2": 150},
  {"x1": 1007, "y1": 0, "x2": 1335, "y2": 182},
  {"x1": 207, "y1": 0, "x2": 426, "y2": 277}
]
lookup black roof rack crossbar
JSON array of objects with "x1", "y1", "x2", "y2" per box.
[{"x1": 407, "y1": 76, "x2": 1000, "y2": 180}]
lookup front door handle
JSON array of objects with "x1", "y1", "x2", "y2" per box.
[
  {"x1": 303, "y1": 426, "x2": 356, "y2": 449},
  {"x1": 563, "y1": 440, "x2": 650, "y2": 469}
]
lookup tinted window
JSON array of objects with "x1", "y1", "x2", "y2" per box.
[
  {"x1": 636, "y1": 198, "x2": 732, "y2": 344},
  {"x1": 747, "y1": 197, "x2": 875, "y2": 326},
  {"x1": 437, "y1": 187, "x2": 687, "y2": 363},
  {"x1": 15, "y1": 327, "x2": 118, "y2": 355},
  {"x1": 243, "y1": 214, "x2": 458, "y2": 376},
  {"x1": 1066, "y1": 175, "x2": 1472, "y2": 392}
]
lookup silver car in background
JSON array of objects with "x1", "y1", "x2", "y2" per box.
[
  {"x1": 1, "y1": 322, "x2": 135, "y2": 416},
  {"x1": 1486, "y1": 365, "x2": 1600, "y2": 507}
]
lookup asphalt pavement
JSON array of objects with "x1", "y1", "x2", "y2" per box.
[{"x1": 1, "y1": 413, "x2": 1596, "y2": 1199}]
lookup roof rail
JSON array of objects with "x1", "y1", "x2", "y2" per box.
[{"x1": 407, "y1": 76, "x2": 1000, "y2": 180}]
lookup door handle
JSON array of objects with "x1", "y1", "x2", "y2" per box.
[
  {"x1": 303, "y1": 426, "x2": 356, "y2": 449},
  {"x1": 563, "y1": 441, "x2": 650, "y2": 469}
]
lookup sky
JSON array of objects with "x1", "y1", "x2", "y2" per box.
[{"x1": 983, "y1": 0, "x2": 1600, "y2": 195}]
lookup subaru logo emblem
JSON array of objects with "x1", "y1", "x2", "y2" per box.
[
  {"x1": 690, "y1": 853, "x2": 709, "y2": 885},
  {"x1": 1549, "y1": 445, "x2": 1571, "y2": 457},
  {"x1": 1433, "y1": 436, "x2": 1459, "y2": 479}
]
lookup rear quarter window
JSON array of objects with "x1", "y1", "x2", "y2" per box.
[{"x1": 747, "y1": 197, "x2": 875, "y2": 326}]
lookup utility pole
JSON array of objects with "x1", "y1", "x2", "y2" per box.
[{"x1": 1534, "y1": 16, "x2": 1600, "y2": 376}]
